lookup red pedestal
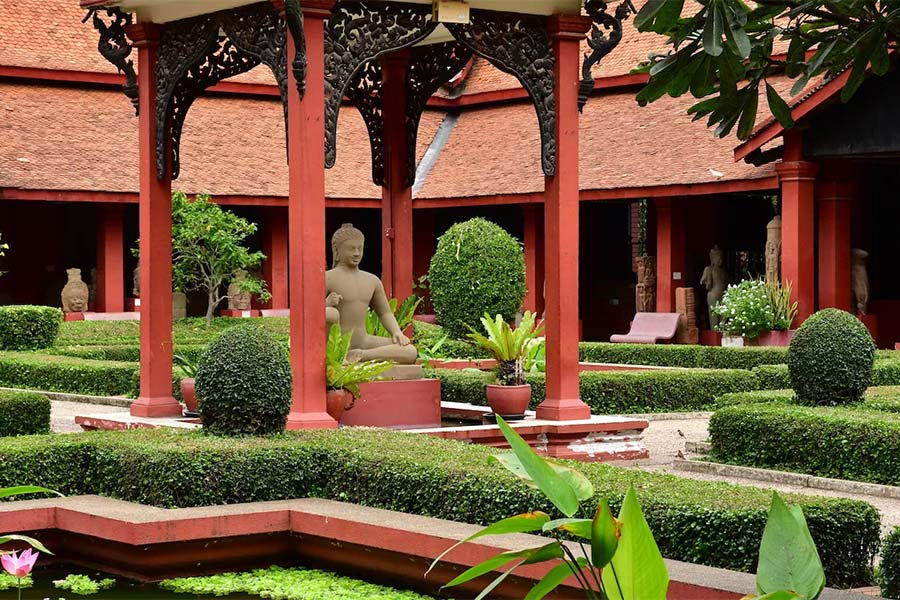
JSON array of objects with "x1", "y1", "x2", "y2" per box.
[
  {"x1": 339, "y1": 379, "x2": 441, "y2": 429},
  {"x1": 129, "y1": 24, "x2": 181, "y2": 418},
  {"x1": 817, "y1": 178, "x2": 853, "y2": 312},
  {"x1": 96, "y1": 204, "x2": 125, "y2": 313},
  {"x1": 859, "y1": 313, "x2": 879, "y2": 343},
  {"x1": 262, "y1": 207, "x2": 289, "y2": 310},
  {"x1": 522, "y1": 205, "x2": 545, "y2": 316},
  {"x1": 64, "y1": 312, "x2": 85, "y2": 322},
  {"x1": 655, "y1": 198, "x2": 685, "y2": 314},
  {"x1": 284, "y1": 4, "x2": 338, "y2": 430},
  {"x1": 220, "y1": 309, "x2": 260, "y2": 318},
  {"x1": 536, "y1": 16, "x2": 591, "y2": 421}
]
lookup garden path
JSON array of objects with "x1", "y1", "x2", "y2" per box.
[{"x1": 51, "y1": 399, "x2": 128, "y2": 433}]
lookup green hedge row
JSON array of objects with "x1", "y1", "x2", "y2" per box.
[
  {"x1": 56, "y1": 317, "x2": 290, "y2": 347},
  {"x1": 709, "y1": 402, "x2": 900, "y2": 486},
  {"x1": 0, "y1": 352, "x2": 139, "y2": 397},
  {"x1": 578, "y1": 342, "x2": 789, "y2": 369},
  {"x1": 881, "y1": 527, "x2": 900, "y2": 598},
  {"x1": 749, "y1": 360, "x2": 900, "y2": 391},
  {"x1": 0, "y1": 390, "x2": 50, "y2": 436},
  {"x1": 432, "y1": 367, "x2": 760, "y2": 413},
  {"x1": 48, "y1": 344, "x2": 206, "y2": 364},
  {"x1": 0, "y1": 306, "x2": 63, "y2": 351},
  {"x1": 717, "y1": 386, "x2": 900, "y2": 412},
  {"x1": 0, "y1": 428, "x2": 878, "y2": 588}
]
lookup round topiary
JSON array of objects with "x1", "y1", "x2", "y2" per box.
[
  {"x1": 788, "y1": 308, "x2": 875, "y2": 405},
  {"x1": 0, "y1": 305, "x2": 63, "y2": 350},
  {"x1": 195, "y1": 324, "x2": 293, "y2": 436},
  {"x1": 881, "y1": 527, "x2": 900, "y2": 599},
  {"x1": 428, "y1": 218, "x2": 526, "y2": 339}
]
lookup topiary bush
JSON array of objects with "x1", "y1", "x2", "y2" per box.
[
  {"x1": 882, "y1": 527, "x2": 900, "y2": 599},
  {"x1": 0, "y1": 305, "x2": 63, "y2": 351},
  {"x1": 428, "y1": 218, "x2": 526, "y2": 339},
  {"x1": 0, "y1": 390, "x2": 50, "y2": 436},
  {"x1": 788, "y1": 308, "x2": 875, "y2": 405},
  {"x1": 195, "y1": 325, "x2": 292, "y2": 436}
]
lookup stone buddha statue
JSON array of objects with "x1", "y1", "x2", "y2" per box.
[
  {"x1": 325, "y1": 224, "x2": 418, "y2": 364},
  {"x1": 700, "y1": 245, "x2": 729, "y2": 329}
]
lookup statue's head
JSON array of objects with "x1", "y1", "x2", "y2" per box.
[
  {"x1": 67, "y1": 268, "x2": 82, "y2": 282},
  {"x1": 710, "y1": 245, "x2": 723, "y2": 267},
  {"x1": 332, "y1": 223, "x2": 365, "y2": 268}
]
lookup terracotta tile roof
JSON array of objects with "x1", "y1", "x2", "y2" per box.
[{"x1": 0, "y1": 82, "x2": 449, "y2": 198}]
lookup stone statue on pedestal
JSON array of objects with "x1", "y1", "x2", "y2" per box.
[
  {"x1": 227, "y1": 269, "x2": 253, "y2": 310},
  {"x1": 700, "y1": 245, "x2": 729, "y2": 329},
  {"x1": 61, "y1": 268, "x2": 89, "y2": 313},
  {"x1": 852, "y1": 248, "x2": 870, "y2": 315},
  {"x1": 635, "y1": 255, "x2": 657, "y2": 312},
  {"x1": 132, "y1": 263, "x2": 140, "y2": 298},
  {"x1": 765, "y1": 215, "x2": 782, "y2": 286},
  {"x1": 326, "y1": 223, "x2": 417, "y2": 364}
]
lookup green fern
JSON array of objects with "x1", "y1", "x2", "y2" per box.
[
  {"x1": 326, "y1": 325, "x2": 395, "y2": 398},
  {"x1": 467, "y1": 312, "x2": 544, "y2": 385},
  {"x1": 366, "y1": 295, "x2": 422, "y2": 337}
]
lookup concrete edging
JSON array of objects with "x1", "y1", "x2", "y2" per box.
[
  {"x1": 673, "y1": 458, "x2": 900, "y2": 500},
  {"x1": 0, "y1": 387, "x2": 132, "y2": 408}
]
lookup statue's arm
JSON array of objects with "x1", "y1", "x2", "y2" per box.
[{"x1": 700, "y1": 267, "x2": 711, "y2": 288}]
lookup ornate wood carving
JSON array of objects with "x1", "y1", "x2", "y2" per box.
[
  {"x1": 446, "y1": 10, "x2": 556, "y2": 176},
  {"x1": 154, "y1": 2, "x2": 290, "y2": 180},
  {"x1": 579, "y1": 0, "x2": 636, "y2": 112},
  {"x1": 345, "y1": 61, "x2": 385, "y2": 185},
  {"x1": 324, "y1": 1, "x2": 437, "y2": 170},
  {"x1": 84, "y1": 8, "x2": 139, "y2": 114},
  {"x1": 283, "y1": 0, "x2": 307, "y2": 98},
  {"x1": 404, "y1": 42, "x2": 472, "y2": 186}
]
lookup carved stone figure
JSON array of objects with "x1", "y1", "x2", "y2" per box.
[
  {"x1": 173, "y1": 291, "x2": 187, "y2": 320},
  {"x1": 227, "y1": 269, "x2": 253, "y2": 310},
  {"x1": 700, "y1": 246, "x2": 729, "y2": 329},
  {"x1": 675, "y1": 287, "x2": 699, "y2": 344},
  {"x1": 635, "y1": 255, "x2": 657, "y2": 312},
  {"x1": 326, "y1": 223, "x2": 417, "y2": 364},
  {"x1": 852, "y1": 248, "x2": 870, "y2": 315},
  {"x1": 132, "y1": 262, "x2": 140, "y2": 298},
  {"x1": 765, "y1": 215, "x2": 782, "y2": 286},
  {"x1": 61, "y1": 268, "x2": 89, "y2": 313}
]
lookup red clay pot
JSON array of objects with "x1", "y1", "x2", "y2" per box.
[
  {"x1": 747, "y1": 329, "x2": 796, "y2": 347},
  {"x1": 486, "y1": 384, "x2": 531, "y2": 419},
  {"x1": 326, "y1": 389, "x2": 355, "y2": 422},
  {"x1": 180, "y1": 378, "x2": 197, "y2": 415}
]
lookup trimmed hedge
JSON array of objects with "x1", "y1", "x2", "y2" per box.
[
  {"x1": 0, "y1": 306, "x2": 63, "y2": 351},
  {"x1": 881, "y1": 527, "x2": 900, "y2": 599},
  {"x1": 578, "y1": 342, "x2": 788, "y2": 369},
  {"x1": 432, "y1": 367, "x2": 759, "y2": 413},
  {"x1": 750, "y1": 360, "x2": 900, "y2": 392},
  {"x1": 709, "y1": 403, "x2": 900, "y2": 486},
  {"x1": 0, "y1": 428, "x2": 879, "y2": 587},
  {"x1": 0, "y1": 352, "x2": 139, "y2": 397},
  {"x1": 0, "y1": 390, "x2": 50, "y2": 436},
  {"x1": 48, "y1": 344, "x2": 207, "y2": 364},
  {"x1": 55, "y1": 316, "x2": 290, "y2": 347}
]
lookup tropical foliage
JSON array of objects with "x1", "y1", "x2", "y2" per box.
[
  {"x1": 714, "y1": 279, "x2": 797, "y2": 339},
  {"x1": 326, "y1": 325, "x2": 394, "y2": 398},
  {"x1": 366, "y1": 296, "x2": 421, "y2": 338},
  {"x1": 468, "y1": 312, "x2": 544, "y2": 386}
]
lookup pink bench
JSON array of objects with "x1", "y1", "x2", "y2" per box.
[{"x1": 610, "y1": 312, "x2": 682, "y2": 344}]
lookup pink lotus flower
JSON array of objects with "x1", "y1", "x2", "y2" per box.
[{"x1": 1, "y1": 548, "x2": 38, "y2": 578}]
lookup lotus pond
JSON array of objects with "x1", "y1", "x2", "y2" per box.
[{"x1": 0, "y1": 566, "x2": 440, "y2": 599}]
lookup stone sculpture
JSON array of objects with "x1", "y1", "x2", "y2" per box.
[
  {"x1": 635, "y1": 255, "x2": 657, "y2": 313},
  {"x1": 227, "y1": 269, "x2": 253, "y2": 310},
  {"x1": 675, "y1": 287, "x2": 699, "y2": 344},
  {"x1": 765, "y1": 215, "x2": 782, "y2": 286},
  {"x1": 61, "y1": 268, "x2": 89, "y2": 313},
  {"x1": 700, "y1": 245, "x2": 729, "y2": 329},
  {"x1": 851, "y1": 248, "x2": 870, "y2": 315},
  {"x1": 132, "y1": 263, "x2": 140, "y2": 298},
  {"x1": 326, "y1": 223, "x2": 417, "y2": 364}
]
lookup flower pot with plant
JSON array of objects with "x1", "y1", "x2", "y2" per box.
[
  {"x1": 468, "y1": 311, "x2": 544, "y2": 420},
  {"x1": 173, "y1": 353, "x2": 199, "y2": 416},
  {"x1": 713, "y1": 279, "x2": 798, "y2": 346},
  {"x1": 326, "y1": 325, "x2": 395, "y2": 422}
]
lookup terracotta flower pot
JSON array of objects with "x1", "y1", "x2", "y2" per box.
[
  {"x1": 326, "y1": 389, "x2": 355, "y2": 422},
  {"x1": 180, "y1": 378, "x2": 197, "y2": 415},
  {"x1": 747, "y1": 329, "x2": 796, "y2": 347},
  {"x1": 486, "y1": 384, "x2": 531, "y2": 420}
]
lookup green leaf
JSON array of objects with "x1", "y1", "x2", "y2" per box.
[
  {"x1": 489, "y1": 453, "x2": 593, "y2": 502},
  {"x1": 634, "y1": 0, "x2": 666, "y2": 30},
  {"x1": 840, "y1": 47, "x2": 869, "y2": 103},
  {"x1": 442, "y1": 542, "x2": 564, "y2": 589},
  {"x1": 756, "y1": 493, "x2": 825, "y2": 600},
  {"x1": 542, "y1": 518, "x2": 592, "y2": 539},
  {"x1": 591, "y1": 498, "x2": 621, "y2": 569},
  {"x1": 0, "y1": 486, "x2": 62, "y2": 500},
  {"x1": 747, "y1": 592, "x2": 803, "y2": 600},
  {"x1": 765, "y1": 83, "x2": 794, "y2": 129},
  {"x1": 0, "y1": 534, "x2": 52, "y2": 555},
  {"x1": 427, "y1": 512, "x2": 551, "y2": 576},
  {"x1": 601, "y1": 486, "x2": 669, "y2": 600},
  {"x1": 703, "y1": 3, "x2": 725, "y2": 56},
  {"x1": 870, "y1": 37, "x2": 890, "y2": 76},
  {"x1": 524, "y1": 559, "x2": 587, "y2": 600},
  {"x1": 737, "y1": 85, "x2": 759, "y2": 140}
]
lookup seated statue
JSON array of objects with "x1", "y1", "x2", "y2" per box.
[{"x1": 326, "y1": 224, "x2": 418, "y2": 364}]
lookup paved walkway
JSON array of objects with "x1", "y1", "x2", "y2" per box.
[{"x1": 51, "y1": 399, "x2": 129, "y2": 433}]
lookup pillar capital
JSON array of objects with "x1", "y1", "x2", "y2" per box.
[
  {"x1": 126, "y1": 22, "x2": 160, "y2": 48},
  {"x1": 775, "y1": 160, "x2": 817, "y2": 182},
  {"x1": 547, "y1": 14, "x2": 592, "y2": 39}
]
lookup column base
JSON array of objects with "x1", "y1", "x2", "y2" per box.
[
  {"x1": 220, "y1": 309, "x2": 261, "y2": 318},
  {"x1": 536, "y1": 398, "x2": 591, "y2": 421},
  {"x1": 131, "y1": 396, "x2": 183, "y2": 418},
  {"x1": 286, "y1": 411, "x2": 339, "y2": 430}
]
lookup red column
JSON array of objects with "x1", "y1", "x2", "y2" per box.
[
  {"x1": 380, "y1": 51, "x2": 414, "y2": 303},
  {"x1": 96, "y1": 204, "x2": 125, "y2": 313},
  {"x1": 655, "y1": 198, "x2": 685, "y2": 313},
  {"x1": 129, "y1": 24, "x2": 180, "y2": 417},
  {"x1": 817, "y1": 176, "x2": 853, "y2": 311},
  {"x1": 522, "y1": 204, "x2": 545, "y2": 316},
  {"x1": 776, "y1": 132, "x2": 817, "y2": 323},
  {"x1": 536, "y1": 15, "x2": 591, "y2": 422},
  {"x1": 285, "y1": 2, "x2": 337, "y2": 429},
  {"x1": 262, "y1": 207, "x2": 289, "y2": 309}
]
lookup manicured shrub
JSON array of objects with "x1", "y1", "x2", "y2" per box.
[
  {"x1": 433, "y1": 367, "x2": 759, "y2": 413},
  {"x1": 0, "y1": 306, "x2": 63, "y2": 351},
  {"x1": 0, "y1": 428, "x2": 879, "y2": 587},
  {"x1": 714, "y1": 388, "x2": 795, "y2": 407},
  {"x1": 49, "y1": 344, "x2": 206, "y2": 364},
  {"x1": 196, "y1": 325, "x2": 292, "y2": 436},
  {"x1": 578, "y1": 342, "x2": 788, "y2": 369},
  {"x1": 0, "y1": 352, "x2": 139, "y2": 397},
  {"x1": 881, "y1": 528, "x2": 900, "y2": 599},
  {"x1": 56, "y1": 316, "x2": 290, "y2": 347},
  {"x1": 709, "y1": 403, "x2": 900, "y2": 486},
  {"x1": 428, "y1": 218, "x2": 526, "y2": 339},
  {"x1": 752, "y1": 364, "x2": 791, "y2": 389},
  {"x1": 788, "y1": 308, "x2": 875, "y2": 405},
  {"x1": 0, "y1": 390, "x2": 50, "y2": 436}
]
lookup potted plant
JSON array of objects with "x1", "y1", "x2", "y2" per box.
[
  {"x1": 467, "y1": 311, "x2": 544, "y2": 419},
  {"x1": 173, "y1": 353, "x2": 198, "y2": 416},
  {"x1": 713, "y1": 279, "x2": 798, "y2": 347},
  {"x1": 752, "y1": 280, "x2": 798, "y2": 346},
  {"x1": 325, "y1": 325, "x2": 394, "y2": 421}
]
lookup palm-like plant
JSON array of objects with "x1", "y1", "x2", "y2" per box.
[
  {"x1": 366, "y1": 295, "x2": 422, "y2": 337},
  {"x1": 326, "y1": 325, "x2": 394, "y2": 398},
  {"x1": 468, "y1": 312, "x2": 544, "y2": 386}
]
